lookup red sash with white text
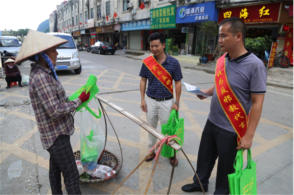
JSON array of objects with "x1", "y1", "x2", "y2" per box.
[
  {"x1": 215, "y1": 54, "x2": 248, "y2": 142},
  {"x1": 143, "y1": 55, "x2": 173, "y2": 95}
]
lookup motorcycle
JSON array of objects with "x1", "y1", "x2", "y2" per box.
[
  {"x1": 264, "y1": 50, "x2": 290, "y2": 68},
  {"x1": 85, "y1": 44, "x2": 92, "y2": 52}
]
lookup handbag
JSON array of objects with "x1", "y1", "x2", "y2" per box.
[
  {"x1": 228, "y1": 149, "x2": 257, "y2": 195},
  {"x1": 161, "y1": 110, "x2": 184, "y2": 158}
]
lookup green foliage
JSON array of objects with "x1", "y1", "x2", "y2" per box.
[
  {"x1": 3, "y1": 29, "x2": 29, "y2": 37},
  {"x1": 200, "y1": 21, "x2": 218, "y2": 37},
  {"x1": 200, "y1": 21, "x2": 218, "y2": 54},
  {"x1": 172, "y1": 45, "x2": 178, "y2": 52},
  {"x1": 245, "y1": 35, "x2": 273, "y2": 57}
]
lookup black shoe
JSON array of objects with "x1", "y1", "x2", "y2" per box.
[
  {"x1": 18, "y1": 84, "x2": 23, "y2": 87},
  {"x1": 181, "y1": 183, "x2": 208, "y2": 192},
  {"x1": 6, "y1": 86, "x2": 10, "y2": 89}
]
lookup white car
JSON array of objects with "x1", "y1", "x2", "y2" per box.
[{"x1": 47, "y1": 32, "x2": 82, "y2": 74}]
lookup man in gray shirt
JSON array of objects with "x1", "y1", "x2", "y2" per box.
[{"x1": 182, "y1": 17, "x2": 267, "y2": 194}]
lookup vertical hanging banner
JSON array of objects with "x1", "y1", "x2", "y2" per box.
[
  {"x1": 165, "y1": 38, "x2": 172, "y2": 53},
  {"x1": 150, "y1": 5, "x2": 176, "y2": 29},
  {"x1": 267, "y1": 42, "x2": 278, "y2": 68},
  {"x1": 283, "y1": 27, "x2": 293, "y2": 65}
]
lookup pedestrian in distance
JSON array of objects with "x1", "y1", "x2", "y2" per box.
[
  {"x1": 182, "y1": 17, "x2": 267, "y2": 194},
  {"x1": 15, "y1": 30, "x2": 90, "y2": 195},
  {"x1": 139, "y1": 32, "x2": 183, "y2": 167},
  {"x1": 4, "y1": 58, "x2": 23, "y2": 89}
]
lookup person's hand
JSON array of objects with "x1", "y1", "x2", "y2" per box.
[
  {"x1": 197, "y1": 89, "x2": 209, "y2": 100},
  {"x1": 79, "y1": 91, "x2": 90, "y2": 103},
  {"x1": 140, "y1": 100, "x2": 147, "y2": 112},
  {"x1": 171, "y1": 103, "x2": 179, "y2": 111},
  {"x1": 237, "y1": 134, "x2": 253, "y2": 150}
]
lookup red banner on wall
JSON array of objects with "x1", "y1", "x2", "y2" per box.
[
  {"x1": 283, "y1": 27, "x2": 293, "y2": 65},
  {"x1": 267, "y1": 42, "x2": 278, "y2": 68},
  {"x1": 218, "y1": 3, "x2": 280, "y2": 24}
]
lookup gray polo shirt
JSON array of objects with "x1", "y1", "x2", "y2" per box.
[{"x1": 208, "y1": 51, "x2": 267, "y2": 133}]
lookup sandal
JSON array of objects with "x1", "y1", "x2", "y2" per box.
[
  {"x1": 169, "y1": 157, "x2": 178, "y2": 167},
  {"x1": 145, "y1": 153, "x2": 156, "y2": 162}
]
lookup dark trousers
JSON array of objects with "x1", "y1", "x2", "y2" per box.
[
  {"x1": 5, "y1": 75, "x2": 22, "y2": 86},
  {"x1": 47, "y1": 135, "x2": 81, "y2": 195},
  {"x1": 193, "y1": 119, "x2": 238, "y2": 195}
]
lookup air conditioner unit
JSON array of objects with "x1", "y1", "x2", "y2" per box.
[
  {"x1": 132, "y1": 9, "x2": 137, "y2": 15},
  {"x1": 185, "y1": 0, "x2": 202, "y2": 4},
  {"x1": 144, "y1": 0, "x2": 149, "y2": 2},
  {"x1": 101, "y1": 13, "x2": 105, "y2": 18},
  {"x1": 169, "y1": 0, "x2": 176, "y2": 3},
  {"x1": 127, "y1": 3, "x2": 133, "y2": 9}
]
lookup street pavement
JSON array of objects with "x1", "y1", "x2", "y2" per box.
[{"x1": 0, "y1": 50, "x2": 293, "y2": 194}]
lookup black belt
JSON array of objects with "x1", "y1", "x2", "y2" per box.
[{"x1": 147, "y1": 95, "x2": 173, "y2": 101}]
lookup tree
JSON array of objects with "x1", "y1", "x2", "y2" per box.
[{"x1": 200, "y1": 21, "x2": 218, "y2": 54}]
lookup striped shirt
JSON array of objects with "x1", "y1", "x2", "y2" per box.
[
  {"x1": 29, "y1": 63, "x2": 81, "y2": 149},
  {"x1": 139, "y1": 54, "x2": 183, "y2": 98}
]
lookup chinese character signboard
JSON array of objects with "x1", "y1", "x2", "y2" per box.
[
  {"x1": 176, "y1": 1, "x2": 218, "y2": 24},
  {"x1": 96, "y1": 25, "x2": 114, "y2": 33},
  {"x1": 150, "y1": 5, "x2": 176, "y2": 29},
  {"x1": 218, "y1": 3, "x2": 280, "y2": 23},
  {"x1": 267, "y1": 42, "x2": 278, "y2": 68},
  {"x1": 122, "y1": 19, "x2": 150, "y2": 31},
  {"x1": 283, "y1": 27, "x2": 293, "y2": 65}
]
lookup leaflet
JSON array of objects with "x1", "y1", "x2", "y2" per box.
[{"x1": 182, "y1": 82, "x2": 209, "y2": 97}]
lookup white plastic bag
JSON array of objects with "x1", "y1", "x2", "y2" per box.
[
  {"x1": 79, "y1": 100, "x2": 105, "y2": 173},
  {"x1": 22, "y1": 75, "x2": 29, "y2": 86}
]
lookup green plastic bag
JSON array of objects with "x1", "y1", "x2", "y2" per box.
[
  {"x1": 161, "y1": 110, "x2": 184, "y2": 158},
  {"x1": 68, "y1": 74, "x2": 101, "y2": 118},
  {"x1": 228, "y1": 149, "x2": 257, "y2": 195}
]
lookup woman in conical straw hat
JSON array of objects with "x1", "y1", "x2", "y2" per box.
[
  {"x1": 4, "y1": 58, "x2": 23, "y2": 89},
  {"x1": 15, "y1": 30, "x2": 90, "y2": 195}
]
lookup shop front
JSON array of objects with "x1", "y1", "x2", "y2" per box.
[
  {"x1": 218, "y1": 3, "x2": 281, "y2": 41},
  {"x1": 121, "y1": 19, "x2": 151, "y2": 50},
  {"x1": 95, "y1": 25, "x2": 114, "y2": 44},
  {"x1": 87, "y1": 19, "x2": 96, "y2": 46},
  {"x1": 72, "y1": 30, "x2": 81, "y2": 44},
  {"x1": 150, "y1": 5, "x2": 177, "y2": 52},
  {"x1": 176, "y1": 1, "x2": 218, "y2": 55}
]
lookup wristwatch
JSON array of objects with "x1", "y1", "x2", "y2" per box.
[{"x1": 174, "y1": 102, "x2": 179, "y2": 107}]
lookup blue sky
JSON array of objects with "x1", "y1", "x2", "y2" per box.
[{"x1": 0, "y1": 0, "x2": 64, "y2": 31}]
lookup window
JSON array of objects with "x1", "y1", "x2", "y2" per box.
[
  {"x1": 123, "y1": 0, "x2": 128, "y2": 11},
  {"x1": 91, "y1": 8, "x2": 94, "y2": 18},
  {"x1": 80, "y1": 13, "x2": 83, "y2": 24},
  {"x1": 72, "y1": 17, "x2": 75, "y2": 26},
  {"x1": 53, "y1": 35, "x2": 76, "y2": 49},
  {"x1": 106, "y1": 1, "x2": 110, "y2": 16},
  {"x1": 76, "y1": 15, "x2": 78, "y2": 25},
  {"x1": 85, "y1": 11, "x2": 88, "y2": 20},
  {"x1": 71, "y1": 3, "x2": 74, "y2": 11},
  {"x1": 97, "y1": 5, "x2": 101, "y2": 19}
]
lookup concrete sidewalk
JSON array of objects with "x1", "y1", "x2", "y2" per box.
[{"x1": 123, "y1": 49, "x2": 293, "y2": 89}]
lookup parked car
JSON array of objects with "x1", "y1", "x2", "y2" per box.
[
  {"x1": 0, "y1": 36, "x2": 22, "y2": 65},
  {"x1": 92, "y1": 41, "x2": 116, "y2": 55},
  {"x1": 47, "y1": 32, "x2": 82, "y2": 74}
]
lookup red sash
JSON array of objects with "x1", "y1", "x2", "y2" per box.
[
  {"x1": 143, "y1": 55, "x2": 173, "y2": 95},
  {"x1": 215, "y1": 54, "x2": 248, "y2": 142}
]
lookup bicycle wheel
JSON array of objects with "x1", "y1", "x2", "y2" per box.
[{"x1": 277, "y1": 55, "x2": 290, "y2": 68}]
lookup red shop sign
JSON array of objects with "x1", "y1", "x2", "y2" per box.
[{"x1": 218, "y1": 3, "x2": 281, "y2": 24}]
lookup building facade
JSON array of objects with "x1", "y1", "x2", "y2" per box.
[{"x1": 51, "y1": 0, "x2": 292, "y2": 58}]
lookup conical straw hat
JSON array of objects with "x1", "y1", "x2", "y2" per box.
[
  {"x1": 4, "y1": 58, "x2": 15, "y2": 64},
  {"x1": 15, "y1": 30, "x2": 68, "y2": 64}
]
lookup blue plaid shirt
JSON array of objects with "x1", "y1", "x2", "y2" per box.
[{"x1": 139, "y1": 54, "x2": 183, "y2": 98}]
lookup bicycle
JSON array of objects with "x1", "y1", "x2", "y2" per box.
[{"x1": 264, "y1": 49, "x2": 290, "y2": 68}]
